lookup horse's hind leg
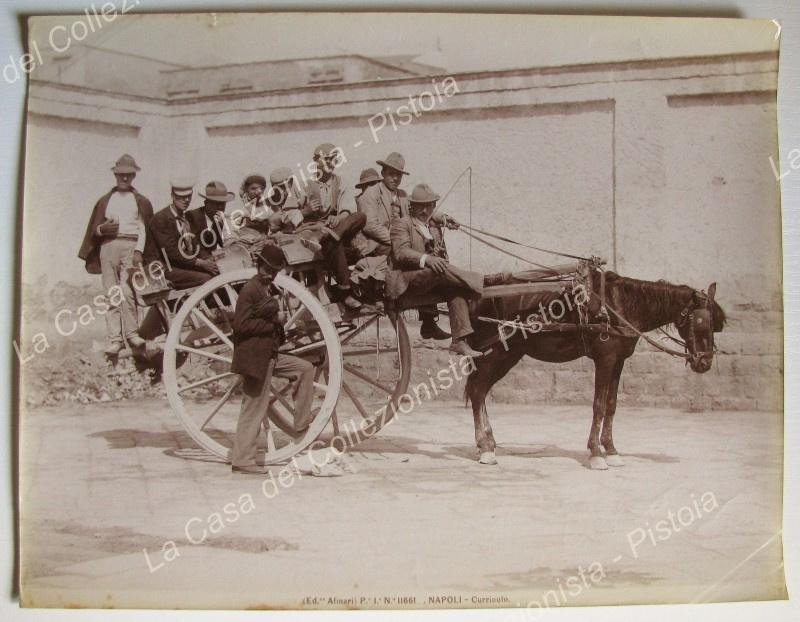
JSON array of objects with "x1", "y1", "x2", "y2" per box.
[{"x1": 601, "y1": 359, "x2": 625, "y2": 467}]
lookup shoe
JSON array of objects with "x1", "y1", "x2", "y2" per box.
[
  {"x1": 448, "y1": 340, "x2": 484, "y2": 358},
  {"x1": 299, "y1": 237, "x2": 322, "y2": 252},
  {"x1": 420, "y1": 320, "x2": 451, "y2": 340},
  {"x1": 126, "y1": 334, "x2": 146, "y2": 348},
  {"x1": 483, "y1": 271, "x2": 513, "y2": 287},
  {"x1": 341, "y1": 295, "x2": 363, "y2": 311},
  {"x1": 104, "y1": 341, "x2": 124, "y2": 356},
  {"x1": 232, "y1": 464, "x2": 269, "y2": 475}
]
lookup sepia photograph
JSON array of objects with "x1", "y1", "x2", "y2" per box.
[{"x1": 14, "y1": 10, "x2": 786, "y2": 612}]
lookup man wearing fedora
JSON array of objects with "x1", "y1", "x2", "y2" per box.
[
  {"x1": 144, "y1": 181, "x2": 219, "y2": 289},
  {"x1": 355, "y1": 151, "x2": 410, "y2": 257},
  {"x1": 354, "y1": 167, "x2": 381, "y2": 207},
  {"x1": 186, "y1": 181, "x2": 237, "y2": 258},
  {"x1": 79, "y1": 154, "x2": 153, "y2": 355},
  {"x1": 356, "y1": 153, "x2": 450, "y2": 339},
  {"x1": 387, "y1": 183, "x2": 485, "y2": 358},
  {"x1": 230, "y1": 244, "x2": 316, "y2": 474}
]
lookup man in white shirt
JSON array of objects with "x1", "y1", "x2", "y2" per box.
[{"x1": 78, "y1": 154, "x2": 153, "y2": 355}]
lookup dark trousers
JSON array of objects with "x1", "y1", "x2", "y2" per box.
[
  {"x1": 402, "y1": 267, "x2": 476, "y2": 339},
  {"x1": 322, "y1": 212, "x2": 366, "y2": 288},
  {"x1": 166, "y1": 267, "x2": 214, "y2": 290}
]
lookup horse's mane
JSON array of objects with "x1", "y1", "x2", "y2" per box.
[{"x1": 604, "y1": 271, "x2": 726, "y2": 331}]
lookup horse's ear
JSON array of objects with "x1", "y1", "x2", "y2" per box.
[{"x1": 707, "y1": 282, "x2": 717, "y2": 301}]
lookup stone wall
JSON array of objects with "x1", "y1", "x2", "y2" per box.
[{"x1": 21, "y1": 51, "x2": 783, "y2": 411}]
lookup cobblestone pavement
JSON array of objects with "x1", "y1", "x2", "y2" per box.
[{"x1": 19, "y1": 398, "x2": 786, "y2": 609}]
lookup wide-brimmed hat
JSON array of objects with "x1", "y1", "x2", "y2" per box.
[
  {"x1": 355, "y1": 168, "x2": 381, "y2": 189},
  {"x1": 376, "y1": 152, "x2": 409, "y2": 175},
  {"x1": 256, "y1": 244, "x2": 288, "y2": 271},
  {"x1": 408, "y1": 183, "x2": 440, "y2": 205},
  {"x1": 111, "y1": 154, "x2": 140, "y2": 174},
  {"x1": 269, "y1": 167, "x2": 294, "y2": 186},
  {"x1": 170, "y1": 179, "x2": 194, "y2": 197},
  {"x1": 200, "y1": 181, "x2": 235, "y2": 202}
]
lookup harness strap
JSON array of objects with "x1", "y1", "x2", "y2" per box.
[{"x1": 586, "y1": 287, "x2": 691, "y2": 359}]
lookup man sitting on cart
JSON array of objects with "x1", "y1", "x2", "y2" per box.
[
  {"x1": 229, "y1": 244, "x2": 316, "y2": 475},
  {"x1": 265, "y1": 167, "x2": 364, "y2": 311},
  {"x1": 145, "y1": 181, "x2": 219, "y2": 289},
  {"x1": 387, "y1": 183, "x2": 485, "y2": 358}
]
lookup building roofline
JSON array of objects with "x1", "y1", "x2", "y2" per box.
[
  {"x1": 30, "y1": 49, "x2": 777, "y2": 105},
  {"x1": 164, "y1": 49, "x2": 778, "y2": 104},
  {"x1": 158, "y1": 53, "x2": 419, "y2": 75}
]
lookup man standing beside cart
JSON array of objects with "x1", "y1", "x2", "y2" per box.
[
  {"x1": 78, "y1": 154, "x2": 153, "y2": 355},
  {"x1": 229, "y1": 244, "x2": 317, "y2": 475}
]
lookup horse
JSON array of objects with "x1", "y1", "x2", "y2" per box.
[{"x1": 464, "y1": 269, "x2": 726, "y2": 469}]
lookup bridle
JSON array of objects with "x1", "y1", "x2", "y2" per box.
[{"x1": 670, "y1": 289, "x2": 718, "y2": 366}]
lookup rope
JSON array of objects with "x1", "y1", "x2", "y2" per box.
[{"x1": 459, "y1": 223, "x2": 591, "y2": 262}]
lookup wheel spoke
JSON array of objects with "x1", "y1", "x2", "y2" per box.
[
  {"x1": 284, "y1": 300, "x2": 310, "y2": 331},
  {"x1": 178, "y1": 372, "x2": 235, "y2": 394},
  {"x1": 342, "y1": 347, "x2": 400, "y2": 357},
  {"x1": 175, "y1": 344, "x2": 232, "y2": 364},
  {"x1": 340, "y1": 315, "x2": 379, "y2": 346},
  {"x1": 191, "y1": 308, "x2": 233, "y2": 349},
  {"x1": 343, "y1": 363, "x2": 394, "y2": 395},
  {"x1": 341, "y1": 381, "x2": 373, "y2": 419},
  {"x1": 200, "y1": 376, "x2": 241, "y2": 430}
]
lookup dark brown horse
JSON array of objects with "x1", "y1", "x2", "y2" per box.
[{"x1": 465, "y1": 269, "x2": 726, "y2": 469}]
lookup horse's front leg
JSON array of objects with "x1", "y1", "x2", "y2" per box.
[
  {"x1": 601, "y1": 359, "x2": 626, "y2": 467},
  {"x1": 588, "y1": 355, "x2": 616, "y2": 470},
  {"x1": 473, "y1": 400, "x2": 498, "y2": 465},
  {"x1": 466, "y1": 361, "x2": 498, "y2": 465}
]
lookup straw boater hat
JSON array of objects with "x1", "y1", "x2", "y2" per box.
[
  {"x1": 355, "y1": 168, "x2": 381, "y2": 190},
  {"x1": 199, "y1": 181, "x2": 235, "y2": 202},
  {"x1": 376, "y1": 152, "x2": 410, "y2": 175},
  {"x1": 111, "y1": 154, "x2": 140, "y2": 174},
  {"x1": 408, "y1": 183, "x2": 440, "y2": 205},
  {"x1": 170, "y1": 179, "x2": 194, "y2": 197}
]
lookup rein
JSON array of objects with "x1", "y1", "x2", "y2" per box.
[{"x1": 458, "y1": 223, "x2": 591, "y2": 262}]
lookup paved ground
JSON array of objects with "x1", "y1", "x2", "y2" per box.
[{"x1": 19, "y1": 398, "x2": 786, "y2": 610}]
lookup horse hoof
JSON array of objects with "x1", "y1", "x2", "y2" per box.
[
  {"x1": 605, "y1": 454, "x2": 625, "y2": 467},
  {"x1": 589, "y1": 456, "x2": 608, "y2": 470},
  {"x1": 479, "y1": 451, "x2": 498, "y2": 465}
]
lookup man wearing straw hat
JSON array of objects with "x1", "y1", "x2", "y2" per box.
[{"x1": 78, "y1": 154, "x2": 153, "y2": 355}]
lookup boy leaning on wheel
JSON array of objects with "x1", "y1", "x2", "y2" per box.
[{"x1": 229, "y1": 244, "x2": 315, "y2": 475}]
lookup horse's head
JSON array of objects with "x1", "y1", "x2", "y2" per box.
[{"x1": 675, "y1": 282, "x2": 726, "y2": 373}]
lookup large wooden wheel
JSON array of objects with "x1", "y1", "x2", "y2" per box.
[
  {"x1": 162, "y1": 268, "x2": 343, "y2": 464},
  {"x1": 314, "y1": 309, "x2": 412, "y2": 451}
]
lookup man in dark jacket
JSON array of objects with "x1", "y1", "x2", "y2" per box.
[
  {"x1": 387, "y1": 183, "x2": 485, "y2": 358},
  {"x1": 78, "y1": 154, "x2": 153, "y2": 354},
  {"x1": 229, "y1": 244, "x2": 315, "y2": 474},
  {"x1": 144, "y1": 181, "x2": 219, "y2": 289},
  {"x1": 185, "y1": 180, "x2": 236, "y2": 259}
]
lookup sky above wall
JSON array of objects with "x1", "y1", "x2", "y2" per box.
[{"x1": 28, "y1": 13, "x2": 778, "y2": 74}]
